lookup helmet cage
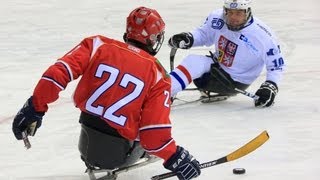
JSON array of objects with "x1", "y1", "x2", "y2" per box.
[{"x1": 147, "y1": 31, "x2": 164, "y2": 56}]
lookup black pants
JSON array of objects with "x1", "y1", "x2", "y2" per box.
[
  {"x1": 193, "y1": 64, "x2": 249, "y2": 96},
  {"x1": 79, "y1": 111, "x2": 123, "y2": 138},
  {"x1": 78, "y1": 112, "x2": 145, "y2": 169}
]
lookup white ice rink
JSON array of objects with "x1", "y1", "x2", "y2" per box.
[{"x1": 1, "y1": 0, "x2": 320, "y2": 179}]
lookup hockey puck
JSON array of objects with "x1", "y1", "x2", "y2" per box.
[{"x1": 233, "y1": 168, "x2": 246, "y2": 174}]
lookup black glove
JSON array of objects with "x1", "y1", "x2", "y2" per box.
[
  {"x1": 168, "y1": 32, "x2": 194, "y2": 49},
  {"x1": 254, "y1": 81, "x2": 278, "y2": 107},
  {"x1": 164, "y1": 146, "x2": 201, "y2": 180},
  {"x1": 12, "y1": 96, "x2": 45, "y2": 140}
]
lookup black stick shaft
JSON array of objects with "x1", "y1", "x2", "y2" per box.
[
  {"x1": 150, "y1": 157, "x2": 226, "y2": 180},
  {"x1": 22, "y1": 131, "x2": 31, "y2": 149},
  {"x1": 169, "y1": 48, "x2": 177, "y2": 71}
]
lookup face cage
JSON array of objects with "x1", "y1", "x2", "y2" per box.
[
  {"x1": 147, "y1": 31, "x2": 165, "y2": 56},
  {"x1": 224, "y1": 7, "x2": 252, "y2": 31}
]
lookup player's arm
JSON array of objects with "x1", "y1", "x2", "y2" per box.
[
  {"x1": 265, "y1": 43, "x2": 285, "y2": 85},
  {"x1": 191, "y1": 11, "x2": 218, "y2": 47},
  {"x1": 12, "y1": 37, "x2": 95, "y2": 140},
  {"x1": 255, "y1": 40, "x2": 285, "y2": 108},
  {"x1": 139, "y1": 76, "x2": 176, "y2": 161},
  {"x1": 168, "y1": 11, "x2": 216, "y2": 49},
  {"x1": 33, "y1": 37, "x2": 95, "y2": 112},
  {"x1": 139, "y1": 67, "x2": 201, "y2": 179}
]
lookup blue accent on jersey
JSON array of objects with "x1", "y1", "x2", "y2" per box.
[
  {"x1": 211, "y1": 18, "x2": 224, "y2": 29},
  {"x1": 170, "y1": 71, "x2": 186, "y2": 90},
  {"x1": 57, "y1": 61, "x2": 72, "y2": 81},
  {"x1": 239, "y1": 34, "x2": 258, "y2": 52},
  {"x1": 267, "y1": 48, "x2": 275, "y2": 56},
  {"x1": 42, "y1": 75, "x2": 66, "y2": 89}
]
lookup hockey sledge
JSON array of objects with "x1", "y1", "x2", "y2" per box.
[
  {"x1": 172, "y1": 90, "x2": 230, "y2": 107},
  {"x1": 85, "y1": 154, "x2": 160, "y2": 180}
]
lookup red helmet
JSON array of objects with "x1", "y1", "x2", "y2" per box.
[{"x1": 125, "y1": 7, "x2": 165, "y2": 55}]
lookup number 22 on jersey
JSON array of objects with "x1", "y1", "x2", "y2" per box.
[
  {"x1": 85, "y1": 64, "x2": 170, "y2": 126},
  {"x1": 85, "y1": 64, "x2": 144, "y2": 126}
]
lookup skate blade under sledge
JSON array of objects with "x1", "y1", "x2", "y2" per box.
[
  {"x1": 172, "y1": 94, "x2": 229, "y2": 107},
  {"x1": 86, "y1": 155, "x2": 160, "y2": 180},
  {"x1": 200, "y1": 95, "x2": 229, "y2": 103}
]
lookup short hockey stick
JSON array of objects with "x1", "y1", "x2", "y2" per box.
[
  {"x1": 21, "y1": 121, "x2": 38, "y2": 150},
  {"x1": 151, "y1": 130, "x2": 269, "y2": 180},
  {"x1": 178, "y1": 87, "x2": 259, "y2": 100},
  {"x1": 22, "y1": 131, "x2": 31, "y2": 149},
  {"x1": 169, "y1": 47, "x2": 177, "y2": 71},
  {"x1": 234, "y1": 88, "x2": 259, "y2": 100}
]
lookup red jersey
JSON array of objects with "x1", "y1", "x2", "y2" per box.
[{"x1": 32, "y1": 35, "x2": 177, "y2": 161}]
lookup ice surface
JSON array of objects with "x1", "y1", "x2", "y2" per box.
[{"x1": 1, "y1": 0, "x2": 319, "y2": 179}]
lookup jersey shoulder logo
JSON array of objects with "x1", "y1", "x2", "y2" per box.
[
  {"x1": 211, "y1": 18, "x2": 224, "y2": 30},
  {"x1": 267, "y1": 45, "x2": 281, "y2": 56}
]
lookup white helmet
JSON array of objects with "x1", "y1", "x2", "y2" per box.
[
  {"x1": 223, "y1": 0, "x2": 253, "y2": 31},
  {"x1": 224, "y1": 0, "x2": 252, "y2": 11}
]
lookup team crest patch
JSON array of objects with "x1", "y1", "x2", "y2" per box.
[{"x1": 217, "y1": 36, "x2": 238, "y2": 67}]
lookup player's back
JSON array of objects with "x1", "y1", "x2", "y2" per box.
[{"x1": 73, "y1": 36, "x2": 164, "y2": 139}]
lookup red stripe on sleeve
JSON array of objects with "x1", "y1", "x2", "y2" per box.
[{"x1": 176, "y1": 65, "x2": 192, "y2": 83}]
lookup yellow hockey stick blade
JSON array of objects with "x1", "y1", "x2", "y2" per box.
[{"x1": 226, "y1": 130, "x2": 269, "y2": 161}]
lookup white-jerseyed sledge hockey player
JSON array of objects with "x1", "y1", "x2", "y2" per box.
[{"x1": 169, "y1": 0, "x2": 285, "y2": 107}]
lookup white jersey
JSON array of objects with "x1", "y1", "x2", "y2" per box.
[{"x1": 191, "y1": 9, "x2": 285, "y2": 85}]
